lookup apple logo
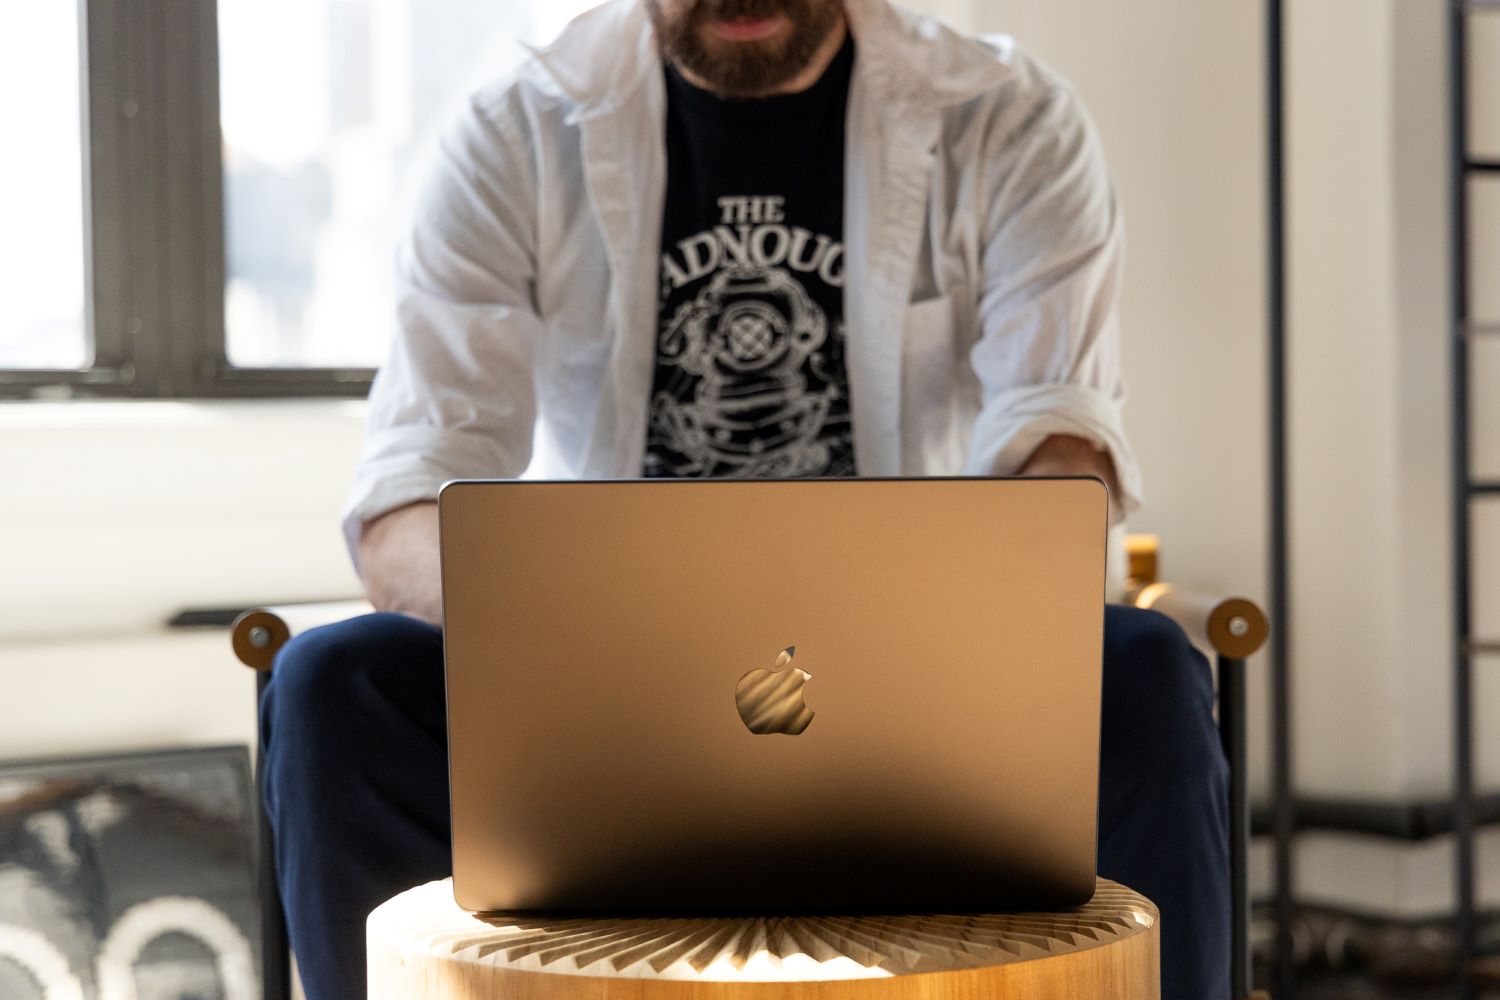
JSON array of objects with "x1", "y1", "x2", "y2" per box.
[{"x1": 735, "y1": 646, "x2": 815, "y2": 735}]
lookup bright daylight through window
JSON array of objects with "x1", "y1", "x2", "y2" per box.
[
  {"x1": 0, "y1": 5, "x2": 87, "y2": 370},
  {"x1": 218, "y1": 0, "x2": 598, "y2": 370}
]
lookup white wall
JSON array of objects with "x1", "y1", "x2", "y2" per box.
[
  {"x1": 937, "y1": 0, "x2": 1273, "y2": 788},
  {"x1": 0, "y1": 632, "x2": 260, "y2": 760},
  {"x1": 1285, "y1": 0, "x2": 1499, "y2": 815},
  {"x1": 1285, "y1": 0, "x2": 1412, "y2": 802},
  {"x1": 0, "y1": 401, "x2": 364, "y2": 642},
  {"x1": 1390, "y1": 0, "x2": 1461, "y2": 800},
  {"x1": 0, "y1": 402, "x2": 365, "y2": 759}
]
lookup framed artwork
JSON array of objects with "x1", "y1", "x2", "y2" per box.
[{"x1": 0, "y1": 745, "x2": 260, "y2": 1000}]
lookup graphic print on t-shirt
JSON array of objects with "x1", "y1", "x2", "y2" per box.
[
  {"x1": 646, "y1": 194, "x2": 853, "y2": 479},
  {"x1": 645, "y1": 35, "x2": 856, "y2": 480}
]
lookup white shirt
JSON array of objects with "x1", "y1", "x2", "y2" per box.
[{"x1": 342, "y1": 0, "x2": 1141, "y2": 574}]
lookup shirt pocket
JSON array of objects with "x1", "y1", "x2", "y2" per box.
[
  {"x1": 899, "y1": 293, "x2": 964, "y2": 473},
  {"x1": 901, "y1": 293, "x2": 957, "y2": 382}
]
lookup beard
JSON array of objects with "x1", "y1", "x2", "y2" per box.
[{"x1": 646, "y1": 0, "x2": 843, "y2": 98}]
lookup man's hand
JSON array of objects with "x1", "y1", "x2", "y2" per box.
[
  {"x1": 1018, "y1": 434, "x2": 1124, "y2": 526},
  {"x1": 358, "y1": 501, "x2": 442, "y2": 626}
]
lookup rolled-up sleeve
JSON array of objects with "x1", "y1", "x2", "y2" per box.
[
  {"x1": 341, "y1": 90, "x2": 543, "y2": 565},
  {"x1": 962, "y1": 82, "x2": 1142, "y2": 516}
]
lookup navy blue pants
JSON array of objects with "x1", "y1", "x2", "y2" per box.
[{"x1": 261, "y1": 605, "x2": 1229, "y2": 999}]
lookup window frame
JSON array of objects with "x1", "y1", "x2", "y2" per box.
[{"x1": 0, "y1": 0, "x2": 373, "y2": 400}]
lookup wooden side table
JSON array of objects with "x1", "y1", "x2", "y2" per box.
[{"x1": 367, "y1": 879, "x2": 1159, "y2": 999}]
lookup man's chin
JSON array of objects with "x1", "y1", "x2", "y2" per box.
[
  {"x1": 696, "y1": 32, "x2": 790, "y2": 65},
  {"x1": 656, "y1": 0, "x2": 842, "y2": 98},
  {"x1": 685, "y1": 39, "x2": 806, "y2": 95}
]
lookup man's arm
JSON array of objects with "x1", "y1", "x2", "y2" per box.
[
  {"x1": 341, "y1": 90, "x2": 542, "y2": 579},
  {"x1": 962, "y1": 75, "x2": 1142, "y2": 520},
  {"x1": 1018, "y1": 434, "x2": 1125, "y2": 527},
  {"x1": 358, "y1": 502, "x2": 442, "y2": 626}
]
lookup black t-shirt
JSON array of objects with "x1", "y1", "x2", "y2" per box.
[{"x1": 643, "y1": 37, "x2": 857, "y2": 479}]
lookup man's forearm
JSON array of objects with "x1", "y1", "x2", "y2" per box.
[
  {"x1": 358, "y1": 501, "x2": 443, "y2": 626},
  {"x1": 1018, "y1": 434, "x2": 1125, "y2": 526},
  {"x1": 352, "y1": 436, "x2": 1117, "y2": 626}
]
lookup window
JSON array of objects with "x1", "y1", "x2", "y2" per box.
[
  {"x1": 0, "y1": 0, "x2": 596, "y2": 399},
  {"x1": 0, "y1": 3, "x2": 88, "y2": 371}
]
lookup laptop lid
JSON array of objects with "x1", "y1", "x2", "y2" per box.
[{"x1": 440, "y1": 477, "x2": 1108, "y2": 913}]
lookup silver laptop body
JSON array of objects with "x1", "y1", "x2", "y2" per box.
[{"x1": 439, "y1": 477, "x2": 1108, "y2": 913}]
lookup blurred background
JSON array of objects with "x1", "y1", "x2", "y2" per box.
[{"x1": 0, "y1": 0, "x2": 1496, "y2": 996}]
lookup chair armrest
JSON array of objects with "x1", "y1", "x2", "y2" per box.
[
  {"x1": 1123, "y1": 533, "x2": 1268, "y2": 659},
  {"x1": 1132, "y1": 584, "x2": 1268, "y2": 660},
  {"x1": 230, "y1": 600, "x2": 374, "y2": 671}
]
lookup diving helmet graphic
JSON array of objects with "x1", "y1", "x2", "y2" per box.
[{"x1": 650, "y1": 264, "x2": 839, "y2": 478}]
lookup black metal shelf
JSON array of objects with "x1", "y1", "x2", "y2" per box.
[
  {"x1": 1450, "y1": 0, "x2": 1488, "y2": 995},
  {"x1": 1264, "y1": 0, "x2": 1296, "y2": 995}
]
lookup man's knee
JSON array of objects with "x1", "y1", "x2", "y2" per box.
[
  {"x1": 263, "y1": 612, "x2": 441, "y2": 741},
  {"x1": 1101, "y1": 605, "x2": 1223, "y2": 781},
  {"x1": 1104, "y1": 605, "x2": 1213, "y2": 710}
]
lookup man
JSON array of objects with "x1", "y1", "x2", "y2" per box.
[{"x1": 261, "y1": 0, "x2": 1230, "y2": 996}]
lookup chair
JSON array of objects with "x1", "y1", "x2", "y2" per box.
[{"x1": 230, "y1": 533, "x2": 1268, "y2": 1000}]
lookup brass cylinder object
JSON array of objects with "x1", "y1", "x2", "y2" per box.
[{"x1": 1133, "y1": 583, "x2": 1269, "y2": 659}]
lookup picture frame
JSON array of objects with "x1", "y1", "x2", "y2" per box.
[{"x1": 0, "y1": 745, "x2": 260, "y2": 999}]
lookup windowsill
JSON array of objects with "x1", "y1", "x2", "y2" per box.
[
  {"x1": 0, "y1": 396, "x2": 367, "y2": 429},
  {"x1": 0, "y1": 398, "x2": 367, "y2": 643}
]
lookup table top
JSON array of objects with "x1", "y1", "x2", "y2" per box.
[{"x1": 367, "y1": 878, "x2": 1158, "y2": 983}]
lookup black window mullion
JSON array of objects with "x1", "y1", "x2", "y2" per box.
[
  {"x1": 80, "y1": 0, "x2": 133, "y2": 387},
  {"x1": 119, "y1": 0, "x2": 166, "y2": 396},
  {"x1": 157, "y1": 0, "x2": 228, "y2": 396},
  {"x1": 194, "y1": 0, "x2": 231, "y2": 395}
]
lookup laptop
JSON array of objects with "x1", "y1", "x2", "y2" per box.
[{"x1": 438, "y1": 476, "x2": 1108, "y2": 914}]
